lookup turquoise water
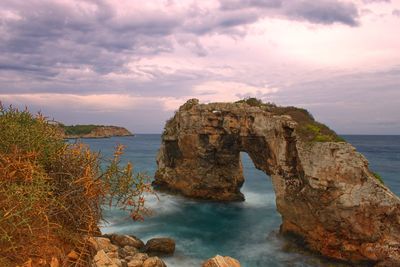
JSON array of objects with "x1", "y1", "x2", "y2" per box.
[{"x1": 79, "y1": 135, "x2": 400, "y2": 267}]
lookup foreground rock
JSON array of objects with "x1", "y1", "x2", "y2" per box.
[
  {"x1": 202, "y1": 255, "x2": 241, "y2": 267},
  {"x1": 142, "y1": 257, "x2": 166, "y2": 267},
  {"x1": 144, "y1": 238, "x2": 175, "y2": 256},
  {"x1": 90, "y1": 234, "x2": 169, "y2": 267},
  {"x1": 154, "y1": 99, "x2": 400, "y2": 265},
  {"x1": 105, "y1": 233, "x2": 145, "y2": 249}
]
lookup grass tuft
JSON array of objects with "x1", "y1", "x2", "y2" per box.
[{"x1": 372, "y1": 172, "x2": 384, "y2": 184}]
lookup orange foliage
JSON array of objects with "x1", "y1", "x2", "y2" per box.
[{"x1": 0, "y1": 105, "x2": 152, "y2": 266}]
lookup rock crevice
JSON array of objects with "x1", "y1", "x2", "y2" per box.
[{"x1": 154, "y1": 99, "x2": 400, "y2": 265}]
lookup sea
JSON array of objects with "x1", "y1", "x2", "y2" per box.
[{"x1": 76, "y1": 135, "x2": 400, "y2": 267}]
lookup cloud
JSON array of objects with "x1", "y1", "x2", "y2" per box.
[
  {"x1": 0, "y1": 0, "x2": 362, "y2": 83},
  {"x1": 285, "y1": 0, "x2": 359, "y2": 26},
  {"x1": 362, "y1": 0, "x2": 391, "y2": 3},
  {"x1": 0, "y1": 0, "x2": 399, "y2": 134},
  {"x1": 192, "y1": 81, "x2": 278, "y2": 103},
  {"x1": 219, "y1": 0, "x2": 282, "y2": 10},
  {"x1": 0, "y1": 0, "x2": 180, "y2": 80},
  {"x1": 219, "y1": 0, "x2": 360, "y2": 26},
  {"x1": 271, "y1": 66, "x2": 400, "y2": 134}
]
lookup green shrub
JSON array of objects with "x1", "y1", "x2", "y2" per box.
[
  {"x1": 372, "y1": 172, "x2": 384, "y2": 184},
  {"x1": 299, "y1": 123, "x2": 345, "y2": 143},
  {"x1": 0, "y1": 104, "x2": 151, "y2": 266},
  {"x1": 234, "y1": 98, "x2": 344, "y2": 143},
  {"x1": 0, "y1": 105, "x2": 65, "y2": 167},
  {"x1": 62, "y1": 124, "x2": 100, "y2": 135},
  {"x1": 235, "y1": 97, "x2": 276, "y2": 108}
]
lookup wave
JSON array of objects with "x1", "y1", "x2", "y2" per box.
[{"x1": 241, "y1": 191, "x2": 276, "y2": 208}]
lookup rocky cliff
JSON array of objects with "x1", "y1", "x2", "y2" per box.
[
  {"x1": 59, "y1": 125, "x2": 133, "y2": 139},
  {"x1": 154, "y1": 99, "x2": 400, "y2": 265}
]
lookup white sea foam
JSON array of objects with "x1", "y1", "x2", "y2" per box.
[
  {"x1": 162, "y1": 238, "x2": 207, "y2": 267},
  {"x1": 242, "y1": 191, "x2": 276, "y2": 208},
  {"x1": 142, "y1": 192, "x2": 183, "y2": 216},
  {"x1": 163, "y1": 256, "x2": 203, "y2": 267}
]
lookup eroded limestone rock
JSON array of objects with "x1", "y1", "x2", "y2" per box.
[
  {"x1": 202, "y1": 255, "x2": 241, "y2": 267},
  {"x1": 90, "y1": 234, "x2": 167, "y2": 267},
  {"x1": 105, "y1": 234, "x2": 144, "y2": 249},
  {"x1": 144, "y1": 238, "x2": 175, "y2": 256},
  {"x1": 154, "y1": 99, "x2": 400, "y2": 265},
  {"x1": 142, "y1": 257, "x2": 166, "y2": 267}
]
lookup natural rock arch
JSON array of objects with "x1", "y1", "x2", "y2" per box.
[{"x1": 154, "y1": 99, "x2": 400, "y2": 265}]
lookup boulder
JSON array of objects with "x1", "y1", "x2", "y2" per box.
[
  {"x1": 130, "y1": 253, "x2": 149, "y2": 262},
  {"x1": 118, "y1": 245, "x2": 139, "y2": 259},
  {"x1": 202, "y1": 255, "x2": 241, "y2": 267},
  {"x1": 144, "y1": 238, "x2": 175, "y2": 256},
  {"x1": 127, "y1": 259, "x2": 143, "y2": 267},
  {"x1": 142, "y1": 257, "x2": 166, "y2": 267},
  {"x1": 90, "y1": 237, "x2": 118, "y2": 253},
  {"x1": 107, "y1": 234, "x2": 145, "y2": 249},
  {"x1": 92, "y1": 250, "x2": 118, "y2": 267},
  {"x1": 125, "y1": 252, "x2": 149, "y2": 266}
]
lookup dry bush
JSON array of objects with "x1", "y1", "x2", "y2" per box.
[{"x1": 0, "y1": 104, "x2": 152, "y2": 266}]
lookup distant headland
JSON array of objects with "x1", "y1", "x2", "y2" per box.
[{"x1": 56, "y1": 123, "x2": 134, "y2": 139}]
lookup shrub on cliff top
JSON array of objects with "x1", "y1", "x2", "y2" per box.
[
  {"x1": 0, "y1": 104, "x2": 151, "y2": 266},
  {"x1": 235, "y1": 97, "x2": 277, "y2": 108},
  {"x1": 236, "y1": 98, "x2": 344, "y2": 143}
]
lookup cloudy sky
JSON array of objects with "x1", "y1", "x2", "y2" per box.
[{"x1": 0, "y1": 0, "x2": 399, "y2": 134}]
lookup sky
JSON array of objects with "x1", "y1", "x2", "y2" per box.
[{"x1": 0, "y1": 0, "x2": 399, "y2": 134}]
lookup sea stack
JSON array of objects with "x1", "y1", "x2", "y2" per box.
[{"x1": 154, "y1": 99, "x2": 400, "y2": 265}]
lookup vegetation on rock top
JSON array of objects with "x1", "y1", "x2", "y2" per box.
[
  {"x1": 164, "y1": 98, "x2": 345, "y2": 143},
  {"x1": 373, "y1": 172, "x2": 384, "y2": 184},
  {"x1": 236, "y1": 97, "x2": 345, "y2": 143},
  {"x1": 61, "y1": 124, "x2": 101, "y2": 135},
  {"x1": 57, "y1": 123, "x2": 133, "y2": 138},
  {"x1": 0, "y1": 104, "x2": 151, "y2": 266}
]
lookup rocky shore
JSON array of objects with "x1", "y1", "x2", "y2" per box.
[
  {"x1": 66, "y1": 233, "x2": 241, "y2": 267},
  {"x1": 84, "y1": 234, "x2": 173, "y2": 267}
]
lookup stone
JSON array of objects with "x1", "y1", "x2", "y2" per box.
[
  {"x1": 127, "y1": 259, "x2": 143, "y2": 267},
  {"x1": 112, "y1": 258, "x2": 123, "y2": 267},
  {"x1": 118, "y1": 245, "x2": 139, "y2": 259},
  {"x1": 154, "y1": 99, "x2": 400, "y2": 265},
  {"x1": 130, "y1": 253, "x2": 149, "y2": 262},
  {"x1": 202, "y1": 255, "x2": 241, "y2": 267},
  {"x1": 126, "y1": 253, "x2": 149, "y2": 267},
  {"x1": 106, "y1": 251, "x2": 119, "y2": 259},
  {"x1": 91, "y1": 237, "x2": 119, "y2": 253},
  {"x1": 108, "y1": 234, "x2": 145, "y2": 249},
  {"x1": 142, "y1": 257, "x2": 166, "y2": 267},
  {"x1": 124, "y1": 256, "x2": 134, "y2": 262},
  {"x1": 93, "y1": 250, "x2": 118, "y2": 267},
  {"x1": 144, "y1": 238, "x2": 175, "y2": 256}
]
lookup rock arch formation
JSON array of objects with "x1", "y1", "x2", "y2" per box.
[{"x1": 154, "y1": 99, "x2": 400, "y2": 265}]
